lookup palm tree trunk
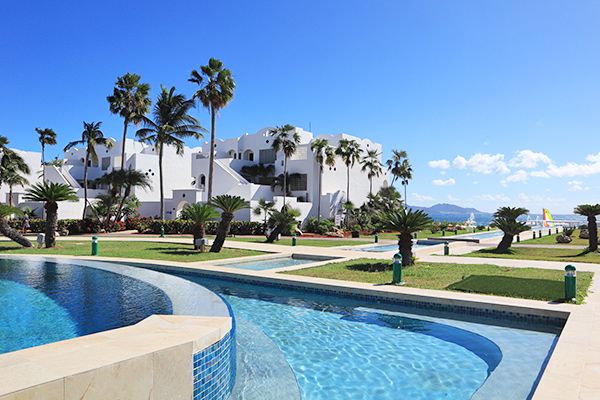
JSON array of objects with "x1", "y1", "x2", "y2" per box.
[
  {"x1": 496, "y1": 234, "x2": 514, "y2": 253},
  {"x1": 266, "y1": 223, "x2": 286, "y2": 243},
  {"x1": 8, "y1": 185, "x2": 13, "y2": 207},
  {"x1": 114, "y1": 187, "x2": 131, "y2": 223},
  {"x1": 120, "y1": 117, "x2": 129, "y2": 171},
  {"x1": 398, "y1": 232, "x2": 413, "y2": 266},
  {"x1": 82, "y1": 152, "x2": 89, "y2": 220},
  {"x1": 283, "y1": 157, "x2": 288, "y2": 208},
  {"x1": 404, "y1": 182, "x2": 408, "y2": 209},
  {"x1": 41, "y1": 144, "x2": 45, "y2": 182},
  {"x1": 207, "y1": 106, "x2": 216, "y2": 203},
  {"x1": 45, "y1": 201, "x2": 58, "y2": 248},
  {"x1": 317, "y1": 166, "x2": 322, "y2": 222},
  {"x1": 210, "y1": 212, "x2": 234, "y2": 252},
  {"x1": 193, "y1": 222, "x2": 205, "y2": 250},
  {"x1": 346, "y1": 164, "x2": 350, "y2": 203},
  {"x1": 159, "y1": 146, "x2": 164, "y2": 220},
  {"x1": 589, "y1": 216, "x2": 598, "y2": 252},
  {"x1": 0, "y1": 218, "x2": 33, "y2": 247}
]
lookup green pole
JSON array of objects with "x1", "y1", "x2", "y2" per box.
[
  {"x1": 375, "y1": 232, "x2": 379, "y2": 243},
  {"x1": 392, "y1": 253, "x2": 403, "y2": 284},
  {"x1": 516, "y1": 234, "x2": 520, "y2": 243},
  {"x1": 292, "y1": 233, "x2": 297, "y2": 246},
  {"x1": 160, "y1": 226, "x2": 164, "y2": 238},
  {"x1": 91, "y1": 236, "x2": 98, "y2": 256},
  {"x1": 444, "y1": 241, "x2": 449, "y2": 256},
  {"x1": 565, "y1": 265, "x2": 576, "y2": 300}
]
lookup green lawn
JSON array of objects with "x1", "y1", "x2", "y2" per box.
[
  {"x1": 282, "y1": 258, "x2": 593, "y2": 303},
  {"x1": 520, "y1": 229, "x2": 590, "y2": 246},
  {"x1": 225, "y1": 237, "x2": 373, "y2": 247},
  {"x1": 462, "y1": 247, "x2": 600, "y2": 264},
  {"x1": 0, "y1": 241, "x2": 265, "y2": 263}
]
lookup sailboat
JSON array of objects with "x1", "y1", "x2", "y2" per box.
[{"x1": 543, "y1": 208, "x2": 554, "y2": 227}]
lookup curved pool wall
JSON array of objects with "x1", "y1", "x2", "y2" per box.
[{"x1": 0, "y1": 256, "x2": 236, "y2": 400}]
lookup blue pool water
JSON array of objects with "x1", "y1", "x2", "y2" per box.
[
  {"x1": 172, "y1": 273, "x2": 560, "y2": 400},
  {"x1": 220, "y1": 256, "x2": 327, "y2": 271},
  {"x1": 0, "y1": 258, "x2": 172, "y2": 354}
]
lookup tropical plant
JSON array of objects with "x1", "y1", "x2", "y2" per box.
[
  {"x1": 270, "y1": 124, "x2": 300, "y2": 207},
  {"x1": 189, "y1": 58, "x2": 236, "y2": 202},
  {"x1": 0, "y1": 148, "x2": 31, "y2": 206},
  {"x1": 342, "y1": 200, "x2": 355, "y2": 230},
  {"x1": 136, "y1": 85, "x2": 205, "y2": 219},
  {"x1": 23, "y1": 181, "x2": 78, "y2": 248},
  {"x1": 209, "y1": 195, "x2": 250, "y2": 252},
  {"x1": 491, "y1": 218, "x2": 530, "y2": 252},
  {"x1": 240, "y1": 163, "x2": 275, "y2": 184},
  {"x1": 253, "y1": 197, "x2": 276, "y2": 232},
  {"x1": 493, "y1": 206, "x2": 529, "y2": 222},
  {"x1": 0, "y1": 205, "x2": 33, "y2": 247},
  {"x1": 311, "y1": 138, "x2": 335, "y2": 222},
  {"x1": 266, "y1": 208, "x2": 301, "y2": 243},
  {"x1": 574, "y1": 204, "x2": 600, "y2": 252},
  {"x1": 181, "y1": 202, "x2": 219, "y2": 249},
  {"x1": 20, "y1": 206, "x2": 38, "y2": 219},
  {"x1": 382, "y1": 209, "x2": 433, "y2": 266},
  {"x1": 361, "y1": 149, "x2": 383, "y2": 195},
  {"x1": 335, "y1": 139, "x2": 363, "y2": 204},
  {"x1": 113, "y1": 168, "x2": 152, "y2": 222},
  {"x1": 95, "y1": 169, "x2": 125, "y2": 224},
  {"x1": 64, "y1": 121, "x2": 114, "y2": 219},
  {"x1": 386, "y1": 149, "x2": 412, "y2": 208},
  {"x1": 107, "y1": 73, "x2": 152, "y2": 171},
  {"x1": 270, "y1": 172, "x2": 302, "y2": 196},
  {"x1": 36, "y1": 128, "x2": 57, "y2": 181}
]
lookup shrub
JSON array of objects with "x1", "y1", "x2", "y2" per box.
[
  {"x1": 303, "y1": 216, "x2": 335, "y2": 234},
  {"x1": 476, "y1": 225, "x2": 486, "y2": 231},
  {"x1": 563, "y1": 227, "x2": 575, "y2": 237}
]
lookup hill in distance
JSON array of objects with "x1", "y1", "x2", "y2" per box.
[{"x1": 408, "y1": 203, "x2": 491, "y2": 215}]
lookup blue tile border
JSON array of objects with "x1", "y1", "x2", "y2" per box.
[{"x1": 142, "y1": 265, "x2": 567, "y2": 328}]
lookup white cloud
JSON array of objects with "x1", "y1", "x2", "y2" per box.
[
  {"x1": 496, "y1": 194, "x2": 511, "y2": 202},
  {"x1": 586, "y1": 153, "x2": 600, "y2": 163},
  {"x1": 535, "y1": 120, "x2": 543, "y2": 126},
  {"x1": 544, "y1": 153, "x2": 600, "y2": 177},
  {"x1": 518, "y1": 193, "x2": 529, "y2": 202},
  {"x1": 502, "y1": 170, "x2": 529, "y2": 185},
  {"x1": 530, "y1": 170, "x2": 550, "y2": 178},
  {"x1": 508, "y1": 150, "x2": 552, "y2": 169},
  {"x1": 440, "y1": 171, "x2": 446, "y2": 175},
  {"x1": 568, "y1": 180, "x2": 583, "y2": 185},
  {"x1": 447, "y1": 195, "x2": 460, "y2": 201},
  {"x1": 432, "y1": 178, "x2": 456, "y2": 186},
  {"x1": 569, "y1": 185, "x2": 583, "y2": 191},
  {"x1": 453, "y1": 156, "x2": 467, "y2": 169},
  {"x1": 476, "y1": 194, "x2": 496, "y2": 201},
  {"x1": 413, "y1": 193, "x2": 433, "y2": 201},
  {"x1": 428, "y1": 159, "x2": 451, "y2": 169}
]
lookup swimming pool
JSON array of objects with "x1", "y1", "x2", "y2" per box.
[{"x1": 217, "y1": 255, "x2": 338, "y2": 270}]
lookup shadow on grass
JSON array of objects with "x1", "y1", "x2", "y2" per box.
[
  {"x1": 347, "y1": 261, "x2": 392, "y2": 272},
  {"x1": 475, "y1": 248, "x2": 517, "y2": 255},
  {"x1": 146, "y1": 247, "x2": 203, "y2": 256},
  {"x1": 446, "y1": 275, "x2": 565, "y2": 302}
]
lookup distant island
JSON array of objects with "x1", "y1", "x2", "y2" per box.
[{"x1": 407, "y1": 203, "x2": 491, "y2": 215}]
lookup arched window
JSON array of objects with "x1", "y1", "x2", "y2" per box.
[
  {"x1": 243, "y1": 149, "x2": 254, "y2": 161},
  {"x1": 198, "y1": 174, "x2": 206, "y2": 191}
]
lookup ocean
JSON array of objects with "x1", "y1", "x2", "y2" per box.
[{"x1": 426, "y1": 213, "x2": 586, "y2": 226}]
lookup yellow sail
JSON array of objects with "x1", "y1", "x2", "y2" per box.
[{"x1": 543, "y1": 208, "x2": 554, "y2": 227}]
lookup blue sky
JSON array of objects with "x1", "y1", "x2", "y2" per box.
[{"x1": 1, "y1": 1, "x2": 598, "y2": 214}]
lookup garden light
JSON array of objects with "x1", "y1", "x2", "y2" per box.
[
  {"x1": 91, "y1": 236, "x2": 98, "y2": 256},
  {"x1": 565, "y1": 265, "x2": 577, "y2": 300},
  {"x1": 444, "y1": 241, "x2": 449, "y2": 256},
  {"x1": 292, "y1": 233, "x2": 297, "y2": 246},
  {"x1": 375, "y1": 232, "x2": 379, "y2": 243},
  {"x1": 392, "y1": 252, "x2": 403, "y2": 284}
]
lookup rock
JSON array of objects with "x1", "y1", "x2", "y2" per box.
[
  {"x1": 556, "y1": 235, "x2": 572, "y2": 243},
  {"x1": 580, "y1": 230, "x2": 589, "y2": 239},
  {"x1": 324, "y1": 227, "x2": 344, "y2": 238}
]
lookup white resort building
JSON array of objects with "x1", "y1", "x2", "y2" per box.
[{"x1": 6, "y1": 127, "x2": 387, "y2": 222}]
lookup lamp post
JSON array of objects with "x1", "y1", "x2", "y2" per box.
[{"x1": 392, "y1": 253, "x2": 404, "y2": 285}]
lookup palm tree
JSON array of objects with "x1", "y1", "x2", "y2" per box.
[
  {"x1": 113, "y1": 168, "x2": 152, "y2": 223},
  {"x1": 0, "y1": 205, "x2": 33, "y2": 247},
  {"x1": 253, "y1": 197, "x2": 276, "y2": 233},
  {"x1": 335, "y1": 139, "x2": 363, "y2": 204},
  {"x1": 361, "y1": 149, "x2": 383, "y2": 195},
  {"x1": 383, "y1": 209, "x2": 433, "y2": 266},
  {"x1": 574, "y1": 204, "x2": 600, "y2": 252},
  {"x1": 23, "y1": 181, "x2": 78, "y2": 248},
  {"x1": 209, "y1": 195, "x2": 250, "y2": 252},
  {"x1": 64, "y1": 122, "x2": 114, "y2": 219},
  {"x1": 270, "y1": 172, "x2": 302, "y2": 197},
  {"x1": 107, "y1": 73, "x2": 152, "y2": 171},
  {"x1": 492, "y1": 218, "x2": 530, "y2": 252},
  {"x1": 240, "y1": 163, "x2": 275, "y2": 184},
  {"x1": 189, "y1": 58, "x2": 236, "y2": 202},
  {"x1": 95, "y1": 169, "x2": 126, "y2": 225},
  {"x1": 493, "y1": 206, "x2": 529, "y2": 222},
  {"x1": 181, "y1": 202, "x2": 219, "y2": 249},
  {"x1": 386, "y1": 149, "x2": 412, "y2": 208},
  {"x1": 136, "y1": 86, "x2": 205, "y2": 219},
  {"x1": 0, "y1": 148, "x2": 31, "y2": 206},
  {"x1": 36, "y1": 128, "x2": 57, "y2": 181},
  {"x1": 271, "y1": 124, "x2": 300, "y2": 208},
  {"x1": 266, "y1": 208, "x2": 301, "y2": 243},
  {"x1": 311, "y1": 138, "x2": 335, "y2": 222}
]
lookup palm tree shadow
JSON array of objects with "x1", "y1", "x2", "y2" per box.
[
  {"x1": 476, "y1": 248, "x2": 517, "y2": 255},
  {"x1": 149, "y1": 247, "x2": 204, "y2": 256}
]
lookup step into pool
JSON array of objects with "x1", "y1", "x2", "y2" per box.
[{"x1": 218, "y1": 255, "x2": 338, "y2": 271}]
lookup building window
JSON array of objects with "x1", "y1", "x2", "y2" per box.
[
  {"x1": 291, "y1": 174, "x2": 307, "y2": 191},
  {"x1": 290, "y1": 146, "x2": 307, "y2": 160},
  {"x1": 102, "y1": 157, "x2": 110, "y2": 170},
  {"x1": 259, "y1": 149, "x2": 276, "y2": 164}
]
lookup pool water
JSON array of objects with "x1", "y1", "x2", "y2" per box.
[
  {"x1": 173, "y1": 274, "x2": 560, "y2": 400},
  {"x1": 220, "y1": 256, "x2": 325, "y2": 271},
  {"x1": 0, "y1": 258, "x2": 172, "y2": 354}
]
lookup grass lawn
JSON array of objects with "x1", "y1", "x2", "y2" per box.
[
  {"x1": 0, "y1": 241, "x2": 265, "y2": 263},
  {"x1": 282, "y1": 258, "x2": 593, "y2": 303},
  {"x1": 462, "y1": 247, "x2": 600, "y2": 264},
  {"x1": 521, "y1": 229, "x2": 589, "y2": 246},
  {"x1": 225, "y1": 237, "x2": 373, "y2": 247}
]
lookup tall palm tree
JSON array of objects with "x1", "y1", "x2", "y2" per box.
[
  {"x1": 383, "y1": 209, "x2": 433, "y2": 266},
  {"x1": 311, "y1": 138, "x2": 335, "y2": 222},
  {"x1": 23, "y1": 182, "x2": 78, "y2": 248},
  {"x1": 574, "y1": 204, "x2": 600, "y2": 252},
  {"x1": 270, "y1": 172, "x2": 302, "y2": 197},
  {"x1": 492, "y1": 218, "x2": 530, "y2": 253},
  {"x1": 181, "y1": 202, "x2": 219, "y2": 249},
  {"x1": 0, "y1": 148, "x2": 31, "y2": 195},
  {"x1": 253, "y1": 197, "x2": 276, "y2": 233},
  {"x1": 189, "y1": 58, "x2": 236, "y2": 202},
  {"x1": 4, "y1": 171, "x2": 29, "y2": 207},
  {"x1": 270, "y1": 124, "x2": 300, "y2": 208},
  {"x1": 386, "y1": 149, "x2": 412, "y2": 208},
  {"x1": 107, "y1": 73, "x2": 152, "y2": 171},
  {"x1": 209, "y1": 195, "x2": 250, "y2": 252},
  {"x1": 113, "y1": 168, "x2": 152, "y2": 223},
  {"x1": 335, "y1": 139, "x2": 363, "y2": 204},
  {"x1": 64, "y1": 121, "x2": 114, "y2": 219},
  {"x1": 0, "y1": 205, "x2": 33, "y2": 247},
  {"x1": 136, "y1": 86, "x2": 205, "y2": 219},
  {"x1": 266, "y1": 208, "x2": 301, "y2": 243},
  {"x1": 36, "y1": 128, "x2": 57, "y2": 181},
  {"x1": 95, "y1": 169, "x2": 126, "y2": 225},
  {"x1": 361, "y1": 149, "x2": 383, "y2": 196}
]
